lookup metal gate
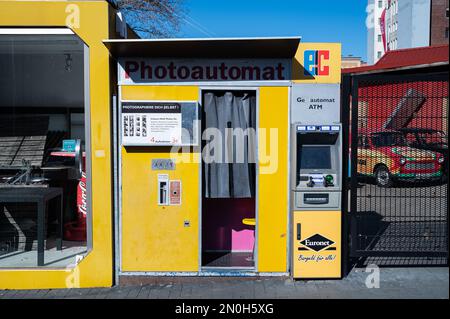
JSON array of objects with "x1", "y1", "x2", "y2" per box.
[{"x1": 347, "y1": 71, "x2": 449, "y2": 263}]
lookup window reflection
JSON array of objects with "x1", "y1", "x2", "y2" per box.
[{"x1": 0, "y1": 33, "x2": 89, "y2": 268}]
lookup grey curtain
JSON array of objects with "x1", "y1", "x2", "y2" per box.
[{"x1": 204, "y1": 91, "x2": 256, "y2": 198}]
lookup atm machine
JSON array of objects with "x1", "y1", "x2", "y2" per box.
[
  {"x1": 291, "y1": 124, "x2": 342, "y2": 278},
  {"x1": 290, "y1": 85, "x2": 343, "y2": 279}
]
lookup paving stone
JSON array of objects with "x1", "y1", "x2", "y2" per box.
[
  {"x1": 136, "y1": 285, "x2": 154, "y2": 299},
  {"x1": 180, "y1": 284, "x2": 194, "y2": 299},
  {"x1": 44, "y1": 289, "x2": 70, "y2": 299},
  {"x1": 0, "y1": 290, "x2": 18, "y2": 298},
  {"x1": 148, "y1": 285, "x2": 168, "y2": 299},
  {"x1": 126, "y1": 285, "x2": 143, "y2": 299},
  {"x1": 106, "y1": 286, "x2": 134, "y2": 299}
]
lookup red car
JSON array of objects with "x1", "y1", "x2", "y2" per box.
[{"x1": 356, "y1": 130, "x2": 444, "y2": 187}]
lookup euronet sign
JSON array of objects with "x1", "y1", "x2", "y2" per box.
[{"x1": 119, "y1": 58, "x2": 291, "y2": 84}]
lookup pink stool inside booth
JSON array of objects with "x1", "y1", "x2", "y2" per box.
[{"x1": 202, "y1": 198, "x2": 255, "y2": 252}]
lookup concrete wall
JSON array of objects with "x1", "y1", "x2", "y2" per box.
[{"x1": 398, "y1": 0, "x2": 431, "y2": 49}]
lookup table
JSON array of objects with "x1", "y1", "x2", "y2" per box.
[{"x1": 0, "y1": 187, "x2": 63, "y2": 266}]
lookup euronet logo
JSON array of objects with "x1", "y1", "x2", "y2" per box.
[
  {"x1": 300, "y1": 234, "x2": 335, "y2": 252},
  {"x1": 304, "y1": 50, "x2": 330, "y2": 76}
]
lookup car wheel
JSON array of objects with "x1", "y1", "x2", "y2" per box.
[{"x1": 374, "y1": 165, "x2": 393, "y2": 188}]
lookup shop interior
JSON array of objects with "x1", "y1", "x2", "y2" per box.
[
  {"x1": 0, "y1": 33, "x2": 88, "y2": 268},
  {"x1": 201, "y1": 90, "x2": 257, "y2": 269}
]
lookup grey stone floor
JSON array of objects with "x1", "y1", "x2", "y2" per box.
[{"x1": 0, "y1": 267, "x2": 448, "y2": 299}]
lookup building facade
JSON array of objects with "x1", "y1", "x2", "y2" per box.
[
  {"x1": 430, "y1": 0, "x2": 450, "y2": 45},
  {"x1": 367, "y1": 0, "x2": 448, "y2": 64},
  {"x1": 342, "y1": 56, "x2": 367, "y2": 69},
  {"x1": 367, "y1": 0, "x2": 388, "y2": 65},
  {"x1": 385, "y1": 0, "x2": 431, "y2": 51}
]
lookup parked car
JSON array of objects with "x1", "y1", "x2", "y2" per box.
[
  {"x1": 356, "y1": 130, "x2": 445, "y2": 187},
  {"x1": 398, "y1": 128, "x2": 448, "y2": 178}
]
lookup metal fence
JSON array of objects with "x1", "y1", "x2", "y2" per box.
[{"x1": 345, "y1": 71, "x2": 448, "y2": 264}]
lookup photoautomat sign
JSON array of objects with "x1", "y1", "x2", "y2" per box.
[{"x1": 118, "y1": 58, "x2": 291, "y2": 84}]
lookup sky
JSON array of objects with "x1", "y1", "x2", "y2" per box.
[{"x1": 179, "y1": 0, "x2": 368, "y2": 61}]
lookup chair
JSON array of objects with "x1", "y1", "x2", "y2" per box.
[{"x1": 242, "y1": 218, "x2": 256, "y2": 262}]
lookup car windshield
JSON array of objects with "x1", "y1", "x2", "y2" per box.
[
  {"x1": 371, "y1": 132, "x2": 407, "y2": 147},
  {"x1": 417, "y1": 131, "x2": 447, "y2": 146}
]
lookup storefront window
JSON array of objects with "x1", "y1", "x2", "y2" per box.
[{"x1": 0, "y1": 31, "x2": 90, "y2": 268}]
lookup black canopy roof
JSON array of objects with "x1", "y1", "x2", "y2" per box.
[{"x1": 103, "y1": 37, "x2": 301, "y2": 59}]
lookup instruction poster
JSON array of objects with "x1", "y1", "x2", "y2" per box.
[{"x1": 122, "y1": 102, "x2": 182, "y2": 146}]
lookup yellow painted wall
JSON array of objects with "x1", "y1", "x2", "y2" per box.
[
  {"x1": 0, "y1": 0, "x2": 114, "y2": 289},
  {"x1": 257, "y1": 87, "x2": 289, "y2": 272},
  {"x1": 293, "y1": 43, "x2": 342, "y2": 84},
  {"x1": 121, "y1": 86, "x2": 200, "y2": 272}
]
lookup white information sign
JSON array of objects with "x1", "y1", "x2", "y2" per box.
[
  {"x1": 122, "y1": 102, "x2": 185, "y2": 146},
  {"x1": 291, "y1": 84, "x2": 341, "y2": 124}
]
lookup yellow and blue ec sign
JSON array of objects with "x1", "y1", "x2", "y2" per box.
[{"x1": 293, "y1": 43, "x2": 341, "y2": 84}]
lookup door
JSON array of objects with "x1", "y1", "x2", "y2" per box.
[{"x1": 119, "y1": 86, "x2": 200, "y2": 272}]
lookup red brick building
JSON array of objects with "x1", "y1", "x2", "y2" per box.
[{"x1": 430, "y1": 0, "x2": 449, "y2": 46}]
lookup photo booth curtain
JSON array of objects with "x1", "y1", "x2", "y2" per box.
[{"x1": 204, "y1": 91, "x2": 256, "y2": 198}]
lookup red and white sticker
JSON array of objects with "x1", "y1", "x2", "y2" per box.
[{"x1": 169, "y1": 180, "x2": 182, "y2": 205}]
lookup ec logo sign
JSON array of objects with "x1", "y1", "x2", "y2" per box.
[{"x1": 304, "y1": 50, "x2": 330, "y2": 76}]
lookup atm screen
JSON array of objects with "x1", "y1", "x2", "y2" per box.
[{"x1": 299, "y1": 146, "x2": 331, "y2": 169}]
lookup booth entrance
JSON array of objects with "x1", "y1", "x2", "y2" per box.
[{"x1": 200, "y1": 89, "x2": 258, "y2": 270}]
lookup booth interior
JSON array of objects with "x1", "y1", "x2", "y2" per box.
[
  {"x1": 0, "y1": 33, "x2": 89, "y2": 268},
  {"x1": 201, "y1": 90, "x2": 257, "y2": 269}
]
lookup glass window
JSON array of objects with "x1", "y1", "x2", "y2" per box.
[
  {"x1": 417, "y1": 131, "x2": 447, "y2": 145},
  {"x1": 371, "y1": 133, "x2": 407, "y2": 147},
  {"x1": 0, "y1": 31, "x2": 90, "y2": 268}
]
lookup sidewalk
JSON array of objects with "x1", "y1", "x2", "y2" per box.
[{"x1": 1, "y1": 267, "x2": 448, "y2": 299}]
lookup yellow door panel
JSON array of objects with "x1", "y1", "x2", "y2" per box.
[
  {"x1": 292, "y1": 211, "x2": 341, "y2": 279},
  {"x1": 121, "y1": 86, "x2": 199, "y2": 272},
  {"x1": 121, "y1": 149, "x2": 199, "y2": 271},
  {"x1": 257, "y1": 87, "x2": 289, "y2": 272}
]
